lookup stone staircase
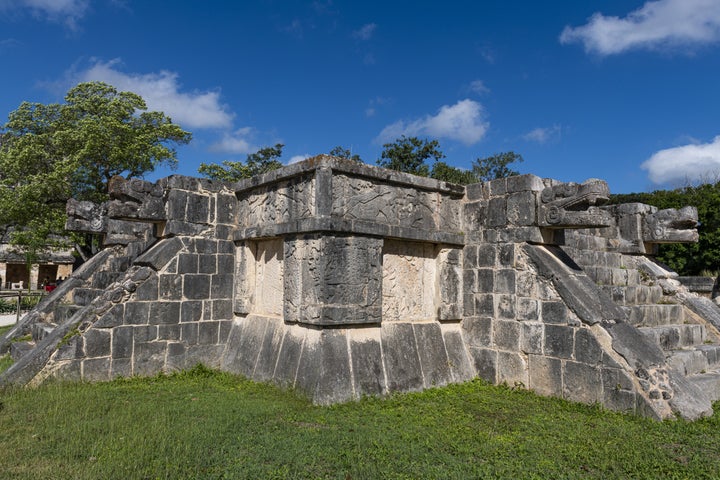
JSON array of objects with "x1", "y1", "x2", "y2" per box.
[
  {"x1": 5, "y1": 246, "x2": 140, "y2": 362},
  {"x1": 591, "y1": 263, "x2": 720, "y2": 402}
]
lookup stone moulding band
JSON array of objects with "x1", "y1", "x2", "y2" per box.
[
  {"x1": 233, "y1": 217, "x2": 465, "y2": 245},
  {"x1": 232, "y1": 155, "x2": 466, "y2": 197}
]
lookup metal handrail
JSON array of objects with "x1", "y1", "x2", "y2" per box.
[{"x1": 0, "y1": 291, "x2": 45, "y2": 325}]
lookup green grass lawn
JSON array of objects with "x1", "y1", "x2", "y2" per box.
[{"x1": 0, "y1": 364, "x2": 719, "y2": 479}]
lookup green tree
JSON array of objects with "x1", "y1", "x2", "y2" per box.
[
  {"x1": 376, "y1": 136, "x2": 444, "y2": 177},
  {"x1": 0, "y1": 81, "x2": 191, "y2": 260},
  {"x1": 198, "y1": 144, "x2": 284, "y2": 181},
  {"x1": 328, "y1": 146, "x2": 362, "y2": 162},
  {"x1": 430, "y1": 161, "x2": 480, "y2": 185},
  {"x1": 471, "y1": 151, "x2": 524, "y2": 181}
]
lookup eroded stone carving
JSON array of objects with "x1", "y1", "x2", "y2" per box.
[
  {"x1": 382, "y1": 240, "x2": 437, "y2": 322},
  {"x1": 65, "y1": 199, "x2": 108, "y2": 234},
  {"x1": 609, "y1": 203, "x2": 699, "y2": 254},
  {"x1": 538, "y1": 179, "x2": 612, "y2": 228},
  {"x1": 644, "y1": 206, "x2": 699, "y2": 244},
  {"x1": 107, "y1": 176, "x2": 165, "y2": 221}
]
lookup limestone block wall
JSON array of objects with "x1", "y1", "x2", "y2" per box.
[
  {"x1": 22, "y1": 175, "x2": 239, "y2": 384},
  {"x1": 458, "y1": 175, "x2": 705, "y2": 418}
]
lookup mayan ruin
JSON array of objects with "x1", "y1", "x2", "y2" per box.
[{"x1": 1, "y1": 155, "x2": 719, "y2": 421}]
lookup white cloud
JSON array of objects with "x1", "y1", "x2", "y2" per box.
[
  {"x1": 0, "y1": 0, "x2": 89, "y2": 29},
  {"x1": 642, "y1": 136, "x2": 720, "y2": 184},
  {"x1": 288, "y1": 154, "x2": 311, "y2": 164},
  {"x1": 469, "y1": 80, "x2": 490, "y2": 95},
  {"x1": 560, "y1": 0, "x2": 720, "y2": 55},
  {"x1": 365, "y1": 96, "x2": 390, "y2": 117},
  {"x1": 353, "y1": 23, "x2": 377, "y2": 41},
  {"x1": 523, "y1": 125, "x2": 562, "y2": 144},
  {"x1": 77, "y1": 59, "x2": 234, "y2": 129},
  {"x1": 377, "y1": 99, "x2": 488, "y2": 145},
  {"x1": 208, "y1": 128, "x2": 257, "y2": 154}
]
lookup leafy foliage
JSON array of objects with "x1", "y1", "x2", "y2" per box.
[
  {"x1": 0, "y1": 81, "x2": 191, "y2": 258},
  {"x1": 198, "y1": 144, "x2": 284, "y2": 181},
  {"x1": 430, "y1": 161, "x2": 480, "y2": 184},
  {"x1": 376, "y1": 139, "x2": 523, "y2": 186},
  {"x1": 376, "y1": 135, "x2": 444, "y2": 177},
  {"x1": 471, "y1": 151, "x2": 524, "y2": 181},
  {"x1": 328, "y1": 145, "x2": 362, "y2": 162},
  {"x1": 611, "y1": 182, "x2": 720, "y2": 275}
]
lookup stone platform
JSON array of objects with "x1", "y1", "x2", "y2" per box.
[{"x1": 1, "y1": 155, "x2": 718, "y2": 420}]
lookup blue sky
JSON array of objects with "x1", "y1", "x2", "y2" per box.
[{"x1": 1, "y1": 0, "x2": 720, "y2": 194}]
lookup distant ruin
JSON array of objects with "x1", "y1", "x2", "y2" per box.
[{"x1": 2, "y1": 155, "x2": 720, "y2": 420}]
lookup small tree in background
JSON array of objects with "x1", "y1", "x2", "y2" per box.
[
  {"x1": 430, "y1": 161, "x2": 480, "y2": 185},
  {"x1": 198, "y1": 144, "x2": 284, "y2": 181},
  {"x1": 471, "y1": 151, "x2": 524, "y2": 181},
  {"x1": 328, "y1": 146, "x2": 362, "y2": 162},
  {"x1": 376, "y1": 136, "x2": 444, "y2": 177}
]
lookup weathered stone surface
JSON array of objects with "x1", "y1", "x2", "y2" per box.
[
  {"x1": 349, "y1": 329, "x2": 386, "y2": 396},
  {"x1": 65, "y1": 199, "x2": 107, "y2": 233},
  {"x1": 528, "y1": 354, "x2": 562, "y2": 397},
  {"x1": 381, "y1": 323, "x2": 424, "y2": 392},
  {"x1": 441, "y1": 325, "x2": 476, "y2": 382},
  {"x1": 468, "y1": 347, "x2": 497, "y2": 383},
  {"x1": 413, "y1": 322, "x2": 453, "y2": 388},
  {"x1": 271, "y1": 325, "x2": 305, "y2": 387},
  {"x1": 497, "y1": 351, "x2": 528, "y2": 386},
  {"x1": 136, "y1": 237, "x2": 184, "y2": 270},
  {"x1": 538, "y1": 179, "x2": 612, "y2": 228},
  {"x1": 544, "y1": 325, "x2": 574, "y2": 359},
  {"x1": 604, "y1": 321, "x2": 665, "y2": 368},
  {"x1": 563, "y1": 361, "x2": 602, "y2": 404}
]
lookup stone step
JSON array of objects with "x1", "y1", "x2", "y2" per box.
[
  {"x1": 54, "y1": 304, "x2": 83, "y2": 323},
  {"x1": 639, "y1": 324, "x2": 706, "y2": 350},
  {"x1": 90, "y1": 271, "x2": 125, "y2": 289},
  {"x1": 667, "y1": 345, "x2": 720, "y2": 376},
  {"x1": 72, "y1": 288, "x2": 104, "y2": 306},
  {"x1": 31, "y1": 322, "x2": 56, "y2": 342},
  {"x1": 600, "y1": 285, "x2": 664, "y2": 306},
  {"x1": 626, "y1": 304, "x2": 685, "y2": 327},
  {"x1": 586, "y1": 266, "x2": 641, "y2": 287},
  {"x1": 695, "y1": 344, "x2": 720, "y2": 369},
  {"x1": 10, "y1": 341, "x2": 35, "y2": 361},
  {"x1": 687, "y1": 371, "x2": 720, "y2": 402}
]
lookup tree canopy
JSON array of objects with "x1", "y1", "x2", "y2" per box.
[
  {"x1": 328, "y1": 146, "x2": 362, "y2": 163},
  {"x1": 0, "y1": 81, "x2": 191, "y2": 260},
  {"x1": 198, "y1": 144, "x2": 284, "y2": 182},
  {"x1": 471, "y1": 151, "x2": 524, "y2": 182},
  {"x1": 376, "y1": 136, "x2": 444, "y2": 177},
  {"x1": 429, "y1": 161, "x2": 480, "y2": 184},
  {"x1": 376, "y1": 136, "x2": 525, "y2": 186}
]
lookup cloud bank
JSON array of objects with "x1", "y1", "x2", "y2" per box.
[
  {"x1": 523, "y1": 125, "x2": 562, "y2": 144},
  {"x1": 560, "y1": 0, "x2": 720, "y2": 55},
  {"x1": 353, "y1": 23, "x2": 377, "y2": 41},
  {"x1": 209, "y1": 128, "x2": 256, "y2": 155},
  {"x1": 0, "y1": 0, "x2": 89, "y2": 29},
  {"x1": 377, "y1": 99, "x2": 488, "y2": 145},
  {"x1": 78, "y1": 59, "x2": 234, "y2": 129},
  {"x1": 642, "y1": 136, "x2": 720, "y2": 184}
]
